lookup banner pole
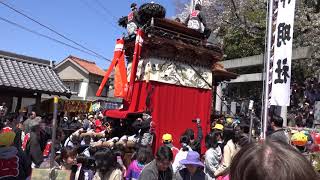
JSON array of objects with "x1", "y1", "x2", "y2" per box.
[
  {"x1": 262, "y1": 0, "x2": 274, "y2": 139},
  {"x1": 50, "y1": 97, "x2": 58, "y2": 169}
]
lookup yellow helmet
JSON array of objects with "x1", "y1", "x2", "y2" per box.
[
  {"x1": 213, "y1": 124, "x2": 224, "y2": 131},
  {"x1": 162, "y1": 133, "x2": 173, "y2": 143},
  {"x1": 291, "y1": 132, "x2": 308, "y2": 146},
  {"x1": 226, "y1": 117, "x2": 233, "y2": 124}
]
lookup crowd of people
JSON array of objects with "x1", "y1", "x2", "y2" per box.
[
  {"x1": 0, "y1": 2, "x2": 319, "y2": 179},
  {"x1": 0, "y1": 108, "x2": 319, "y2": 180}
]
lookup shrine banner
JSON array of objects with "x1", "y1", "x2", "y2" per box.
[{"x1": 270, "y1": 0, "x2": 296, "y2": 106}]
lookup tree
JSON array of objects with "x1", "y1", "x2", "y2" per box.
[
  {"x1": 175, "y1": 0, "x2": 320, "y2": 118},
  {"x1": 176, "y1": 0, "x2": 320, "y2": 62}
]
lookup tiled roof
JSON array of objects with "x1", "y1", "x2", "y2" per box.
[
  {"x1": 0, "y1": 50, "x2": 51, "y2": 65},
  {"x1": 68, "y1": 56, "x2": 106, "y2": 77},
  {"x1": 0, "y1": 51, "x2": 71, "y2": 96}
]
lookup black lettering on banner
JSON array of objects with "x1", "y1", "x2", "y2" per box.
[
  {"x1": 280, "y1": 0, "x2": 291, "y2": 8},
  {"x1": 274, "y1": 58, "x2": 290, "y2": 84},
  {"x1": 277, "y1": 23, "x2": 291, "y2": 47}
]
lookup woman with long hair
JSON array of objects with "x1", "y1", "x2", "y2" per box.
[
  {"x1": 126, "y1": 145, "x2": 153, "y2": 180},
  {"x1": 214, "y1": 127, "x2": 249, "y2": 178},
  {"x1": 172, "y1": 135, "x2": 193, "y2": 173},
  {"x1": 93, "y1": 148, "x2": 123, "y2": 180},
  {"x1": 59, "y1": 146, "x2": 78, "y2": 180},
  {"x1": 204, "y1": 132, "x2": 222, "y2": 180}
]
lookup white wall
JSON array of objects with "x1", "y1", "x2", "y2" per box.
[
  {"x1": 78, "y1": 80, "x2": 89, "y2": 100},
  {"x1": 56, "y1": 61, "x2": 88, "y2": 80},
  {"x1": 21, "y1": 98, "x2": 36, "y2": 113}
]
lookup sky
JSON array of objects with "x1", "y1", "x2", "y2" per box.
[{"x1": 0, "y1": 0, "x2": 180, "y2": 68}]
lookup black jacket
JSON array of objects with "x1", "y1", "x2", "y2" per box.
[
  {"x1": 0, "y1": 146, "x2": 31, "y2": 180},
  {"x1": 26, "y1": 132, "x2": 44, "y2": 167},
  {"x1": 190, "y1": 126, "x2": 203, "y2": 154}
]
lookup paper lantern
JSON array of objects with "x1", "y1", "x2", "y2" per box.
[{"x1": 291, "y1": 132, "x2": 308, "y2": 146}]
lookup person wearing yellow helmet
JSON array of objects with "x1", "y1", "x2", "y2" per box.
[
  {"x1": 212, "y1": 124, "x2": 224, "y2": 152},
  {"x1": 162, "y1": 133, "x2": 179, "y2": 159},
  {"x1": 213, "y1": 124, "x2": 224, "y2": 131}
]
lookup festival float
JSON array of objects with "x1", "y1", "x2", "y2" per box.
[{"x1": 96, "y1": 2, "x2": 237, "y2": 151}]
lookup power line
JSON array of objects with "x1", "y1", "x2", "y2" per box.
[
  {"x1": 79, "y1": 0, "x2": 122, "y2": 32},
  {"x1": 0, "y1": 1, "x2": 111, "y2": 62},
  {"x1": 93, "y1": 0, "x2": 118, "y2": 21},
  {"x1": 0, "y1": 16, "x2": 107, "y2": 60}
]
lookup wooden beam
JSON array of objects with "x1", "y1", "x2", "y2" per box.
[
  {"x1": 15, "y1": 96, "x2": 22, "y2": 113},
  {"x1": 35, "y1": 93, "x2": 41, "y2": 114}
]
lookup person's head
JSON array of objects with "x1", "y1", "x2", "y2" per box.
[
  {"x1": 83, "y1": 135, "x2": 91, "y2": 145},
  {"x1": 180, "y1": 151, "x2": 204, "y2": 175},
  {"x1": 184, "y1": 128, "x2": 195, "y2": 141},
  {"x1": 130, "y1": 3, "x2": 137, "y2": 11},
  {"x1": 162, "y1": 133, "x2": 173, "y2": 144},
  {"x1": 97, "y1": 113, "x2": 103, "y2": 120},
  {"x1": 156, "y1": 146, "x2": 173, "y2": 171},
  {"x1": 230, "y1": 140, "x2": 319, "y2": 180},
  {"x1": 205, "y1": 132, "x2": 219, "y2": 149},
  {"x1": 113, "y1": 143, "x2": 126, "y2": 158},
  {"x1": 94, "y1": 148, "x2": 119, "y2": 173},
  {"x1": 56, "y1": 128, "x2": 65, "y2": 143},
  {"x1": 239, "y1": 122, "x2": 250, "y2": 134},
  {"x1": 223, "y1": 126, "x2": 235, "y2": 143},
  {"x1": 212, "y1": 124, "x2": 224, "y2": 140},
  {"x1": 16, "y1": 121, "x2": 23, "y2": 130},
  {"x1": 136, "y1": 145, "x2": 154, "y2": 165},
  {"x1": 29, "y1": 111, "x2": 36, "y2": 119},
  {"x1": 195, "y1": 3, "x2": 202, "y2": 11},
  {"x1": 271, "y1": 115, "x2": 283, "y2": 129},
  {"x1": 30, "y1": 117, "x2": 41, "y2": 133},
  {"x1": 180, "y1": 135, "x2": 190, "y2": 151},
  {"x1": 70, "y1": 135, "x2": 81, "y2": 147},
  {"x1": 60, "y1": 146, "x2": 77, "y2": 168},
  {"x1": 88, "y1": 115, "x2": 94, "y2": 122},
  {"x1": 76, "y1": 154, "x2": 95, "y2": 169},
  {"x1": 82, "y1": 119, "x2": 90, "y2": 131},
  {"x1": 213, "y1": 123, "x2": 224, "y2": 132},
  {"x1": 142, "y1": 113, "x2": 151, "y2": 121}
]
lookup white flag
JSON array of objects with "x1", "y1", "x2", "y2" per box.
[{"x1": 270, "y1": 0, "x2": 296, "y2": 106}]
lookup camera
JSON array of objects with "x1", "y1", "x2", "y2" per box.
[{"x1": 192, "y1": 118, "x2": 200, "y2": 124}]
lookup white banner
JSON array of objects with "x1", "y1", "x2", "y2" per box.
[
  {"x1": 315, "y1": 101, "x2": 320, "y2": 125},
  {"x1": 270, "y1": 0, "x2": 296, "y2": 106}
]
